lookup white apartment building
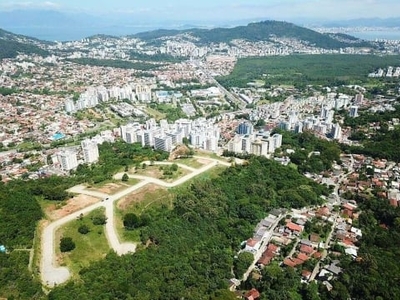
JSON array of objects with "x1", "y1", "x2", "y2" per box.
[
  {"x1": 57, "y1": 150, "x2": 78, "y2": 171},
  {"x1": 81, "y1": 139, "x2": 99, "y2": 163},
  {"x1": 154, "y1": 136, "x2": 173, "y2": 152}
]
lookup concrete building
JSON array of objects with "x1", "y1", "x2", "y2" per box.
[
  {"x1": 237, "y1": 121, "x2": 254, "y2": 135},
  {"x1": 154, "y1": 136, "x2": 173, "y2": 152},
  {"x1": 57, "y1": 150, "x2": 78, "y2": 171},
  {"x1": 81, "y1": 139, "x2": 99, "y2": 163},
  {"x1": 349, "y1": 105, "x2": 359, "y2": 118}
]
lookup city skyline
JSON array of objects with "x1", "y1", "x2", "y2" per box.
[{"x1": 0, "y1": 0, "x2": 399, "y2": 21}]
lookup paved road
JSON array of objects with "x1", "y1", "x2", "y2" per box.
[{"x1": 40, "y1": 157, "x2": 229, "y2": 287}]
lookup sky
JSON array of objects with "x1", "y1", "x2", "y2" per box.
[{"x1": 0, "y1": 0, "x2": 399, "y2": 21}]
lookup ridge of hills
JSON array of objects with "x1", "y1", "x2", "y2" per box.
[
  {"x1": 132, "y1": 20, "x2": 374, "y2": 49},
  {"x1": 0, "y1": 28, "x2": 50, "y2": 59},
  {"x1": 0, "y1": 19, "x2": 376, "y2": 60}
]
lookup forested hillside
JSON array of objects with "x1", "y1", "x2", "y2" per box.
[
  {"x1": 134, "y1": 21, "x2": 371, "y2": 49},
  {"x1": 49, "y1": 157, "x2": 326, "y2": 299}
]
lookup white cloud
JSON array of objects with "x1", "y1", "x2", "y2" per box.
[{"x1": 0, "y1": 1, "x2": 61, "y2": 10}]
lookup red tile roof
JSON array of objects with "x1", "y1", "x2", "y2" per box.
[
  {"x1": 286, "y1": 222, "x2": 302, "y2": 232},
  {"x1": 302, "y1": 270, "x2": 312, "y2": 278},
  {"x1": 245, "y1": 288, "x2": 260, "y2": 300},
  {"x1": 246, "y1": 238, "x2": 259, "y2": 247},
  {"x1": 300, "y1": 245, "x2": 314, "y2": 254},
  {"x1": 297, "y1": 253, "x2": 309, "y2": 262}
]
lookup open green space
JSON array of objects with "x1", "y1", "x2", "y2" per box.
[
  {"x1": 56, "y1": 208, "x2": 109, "y2": 278},
  {"x1": 115, "y1": 186, "x2": 174, "y2": 243},
  {"x1": 133, "y1": 164, "x2": 190, "y2": 182},
  {"x1": 143, "y1": 106, "x2": 166, "y2": 120},
  {"x1": 217, "y1": 54, "x2": 400, "y2": 87},
  {"x1": 148, "y1": 102, "x2": 187, "y2": 122},
  {"x1": 174, "y1": 157, "x2": 205, "y2": 169}
]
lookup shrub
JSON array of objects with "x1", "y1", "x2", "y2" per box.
[
  {"x1": 60, "y1": 237, "x2": 75, "y2": 252},
  {"x1": 78, "y1": 224, "x2": 90, "y2": 234}
]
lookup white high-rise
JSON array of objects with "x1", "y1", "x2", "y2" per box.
[
  {"x1": 57, "y1": 150, "x2": 78, "y2": 171},
  {"x1": 81, "y1": 139, "x2": 99, "y2": 164},
  {"x1": 349, "y1": 106, "x2": 359, "y2": 118}
]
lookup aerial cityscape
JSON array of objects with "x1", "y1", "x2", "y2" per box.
[{"x1": 1, "y1": 0, "x2": 400, "y2": 299}]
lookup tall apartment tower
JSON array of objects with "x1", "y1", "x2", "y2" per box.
[
  {"x1": 57, "y1": 150, "x2": 78, "y2": 171},
  {"x1": 81, "y1": 139, "x2": 99, "y2": 163},
  {"x1": 349, "y1": 106, "x2": 359, "y2": 118}
]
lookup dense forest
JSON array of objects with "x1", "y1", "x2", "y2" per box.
[
  {"x1": 133, "y1": 21, "x2": 371, "y2": 49},
  {"x1": 217, "y1": 54, "x2": 400, "y2": 87},
  {"x1": 275, "y1": 130, "x2": 341, "y2": 174},
  {"x1": 0, "y1": 39, "x2": 48, "y2": 59},
  {"x1": 49, "y1": 157, "x2": 327, "y2": 299},
  {"x1": 343, "y1": 104, "x2": 400, "y2": 162}
]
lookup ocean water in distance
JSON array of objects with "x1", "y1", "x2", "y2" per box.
[
  {"x1": 4, "y1": 26, "x2": 158, "y2": 42},
  {"x1": 346, "y1": 30, "x2": 400, "y2": 41}
]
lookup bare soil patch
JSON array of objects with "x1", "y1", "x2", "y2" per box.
[
  {"x1": 46, "y1": 194, "x2": 99, "y2": 221},
  {"x1": 89, "y1": 182, "x2": 130, "y2": 194}
]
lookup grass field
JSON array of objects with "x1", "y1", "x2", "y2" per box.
[
  {"x1": 174, "y1": 157, "x2": 206, "y2": 168},
  {"x1": 133, "y1": 165, "x2": 190, "y2": 182},
  {"x1": 56, "y1": 208, "x2": 110, "y2": 278}
]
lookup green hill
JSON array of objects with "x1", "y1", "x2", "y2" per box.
[
  {"x1": 0, "y1": 28, "x2": 49, "y2": 59},
  {"x1": 133, "y1": 20, "x2": 374, "y2": 49}
]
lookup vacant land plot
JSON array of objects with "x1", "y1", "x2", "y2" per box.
[
  {"x1": 174, "y1": 157, "x2": 208, "y2": 168},
  {"x1": 41, "y1": 194, "x2": 100, "y2": 221},
  {"x1": 133, "y1": 165, "x2": 191, "y2": 182},
  {"x1": 55, "y1": 208, "x2": 109, "y2": 278},
  {"x1": 88, "y1": 181, "x2": 135, "y2": 194}
]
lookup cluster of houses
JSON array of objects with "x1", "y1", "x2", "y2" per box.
[
  {"x1": 236, "y1": 203, "x2": 364, "y2": 297},
  {"x1": 340, "y1": 154, "x2": 400, "y2": 207}
]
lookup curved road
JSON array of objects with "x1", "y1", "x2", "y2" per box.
[{"x1": 40, "y1": 157, "x2": 230, "y2": 287}]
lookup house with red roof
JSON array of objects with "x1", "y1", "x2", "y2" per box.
[
  {"x1": 286, "y1": 222, "x2": 303, "y2": 234},
  {"x1": 300, "y1": 244, "x2": 314, "y2": 255},
  {"x1": 244, "y1": 288, "x2": 260, "y2": 300}
]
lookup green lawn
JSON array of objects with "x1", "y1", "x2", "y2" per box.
[
  {"x1": 56, "y1": 208, "x2": 110, "y2": 278},
  {"x1": 174, "y1": 157, "x2": 205, "y2": 169}
]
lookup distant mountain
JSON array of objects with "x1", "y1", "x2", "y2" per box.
[
  {"x1": 0, "y1": 28, "x2": 49, "y2": 59},
  {"x1": 133, "y1": 20, "x2": 373, "y2": 49},
  {"x1": 322, "y1": 17, "x2": 400, "y2": 28}
]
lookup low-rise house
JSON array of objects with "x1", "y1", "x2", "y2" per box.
[
  {"x1": 244, "y1": 288, "x2": 260, "y2": 300},
  {"x1": 244, "y1": 238, "x2": 261, "y2": 253}
]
